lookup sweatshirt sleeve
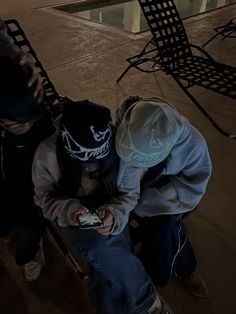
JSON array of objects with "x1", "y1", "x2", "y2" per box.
[
  {"x1": 135, "y1": 129, "x2": 212, "y2": 216},
  {"x1": 32, "y1": 135, "x2": 83, "y2": 227},
  {"x1": 0, "y1": 18, "x2": 21, "y2": 57},
  {"x1": 100, "y1": 162, "x2": 143, "y2": 235}
]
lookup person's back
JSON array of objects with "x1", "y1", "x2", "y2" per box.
[{"x1": 0, "y1": 55, "x2": 54, "y2": 281}]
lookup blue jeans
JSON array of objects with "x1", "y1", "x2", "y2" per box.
[
  {"x1": 131, "y1": 213, "x2": 196, "y2": 286},
  {"x1": 61, "y1": 226, "x2": 156, "y2": 314}
]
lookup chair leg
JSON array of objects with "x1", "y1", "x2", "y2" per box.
[
  {"x1": 203, "y1": 18, "x2": 236, "y2": 46},
  {"x1": 65, "y1": 251, "x2": 87, "y2": 279},
  {"x1": 47, "y1": 223, "x2": 85, "y2": 279},
  {"x1": 174, "y1": 78, "x2": 236, "y2": 139},
  {"x1": 222, "y1": 28, "x2": 236, "y2": 40},
  {"x1": 117, "y1": 63, "x2": 135, "y2": 83},
  {"x1": 117, "y1": 38, "x2": 157, "y2": 83},
  {"x1": 202, "y1": 32, "x2": 220, "y2": 47}
]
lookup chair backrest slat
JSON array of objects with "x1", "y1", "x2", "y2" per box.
[{"x1": 139, "y1": 0, "x2": 192, "y2": 65}]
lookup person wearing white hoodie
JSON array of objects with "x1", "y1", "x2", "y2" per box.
[{"x1": 115, "y1": 96, "x2": 212, "y2": 299}]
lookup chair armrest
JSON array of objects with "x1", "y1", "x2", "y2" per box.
[{"x1": 189, "y1": 43, "x2": 215, "y2": 61}]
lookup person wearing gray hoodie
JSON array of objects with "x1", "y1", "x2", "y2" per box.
[
  {"x1": 32, "y1": 99, "x2": 174, "y2": 314},
  {"x1": 115, "y1": 96, "x2": 212, "y2": 298}
]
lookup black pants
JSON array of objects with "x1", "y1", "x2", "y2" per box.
[
  {"x1": 130, "y1": 214, "x2": 197, "y2": 286},
  {"x1": 0, "y1": 210, "x2": 48, "y2": 265}
]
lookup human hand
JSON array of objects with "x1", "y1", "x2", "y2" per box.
[
  {"x1": 97, "y1": 208, "x2": 114, "y2": 236},
  {"x1": 0, "y1": 120, "x2": 34, "y2": 135},
  {"x1": 19, "y1": 54, "x2": 43, "y2": 102},
  {"x1": 68, "y1": 207, "x2": 89, "y2": 226}
]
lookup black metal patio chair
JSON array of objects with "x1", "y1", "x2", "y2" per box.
[
  {"x1": 5, "y1": 18, "x2": 85, "y2": 279},
  {"x1": 203, "y1": 16, "x2": 236, "y2": 47},
  {"x1": 117, "y1": 0, "x2": 236, "y2": 138}
]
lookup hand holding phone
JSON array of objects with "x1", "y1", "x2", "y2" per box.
[
  {"x1": 97, "y1": 208, "x2": 114, "y2": 236},
  {"x1": 77, "y1": 210, "x2": 103, "y2": 230},
  {"x1": 68, "y1": 207, "x2": 88, "y2": 226}
]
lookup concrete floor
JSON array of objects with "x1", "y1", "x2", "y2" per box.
[{"x1": 1, "y1": 1, "x2": 236, "y2": 314}]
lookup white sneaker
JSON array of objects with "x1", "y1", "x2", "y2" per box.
[
  {"x1": 24, "y1": 240, "x2": 45, "y2": 282},
  {"x1": 147, "y1": 294, "x2": 174, "y2": 314}
]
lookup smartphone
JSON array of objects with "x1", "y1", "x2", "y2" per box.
[{"x1": 77, "y1": 211, "x2": 103, "y2": 230}]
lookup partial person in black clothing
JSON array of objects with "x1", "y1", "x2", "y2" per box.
[
  {"x1": 0, "y1": 17, "x2": 42, "y2": 101},
  {"x1": 0, "y1": 56, "x2": 54, "y2": 281}
]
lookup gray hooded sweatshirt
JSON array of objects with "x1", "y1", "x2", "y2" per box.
[
  {"x1": 32, "y1": 125, "x2": 143, "y2": 235},
  {"x1": 116, "y1": 97, "x2": 212, "y2": 217}
]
